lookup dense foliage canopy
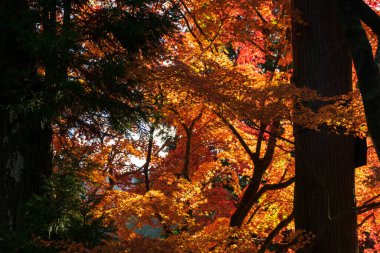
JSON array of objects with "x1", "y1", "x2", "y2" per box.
[{"x1": 1, "y1": 0, "x2": 380, "y2": 252}]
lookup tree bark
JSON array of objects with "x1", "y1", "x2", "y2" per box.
[
  {"x1": 292, "y1": 0, "x2": 357, "y2": 252},
  {"x1": 0, "y1": 0, "x2": 53, "y2": 232},
  {"x1": 0, "y1": 113, "x2": 52, "y2": 233}
]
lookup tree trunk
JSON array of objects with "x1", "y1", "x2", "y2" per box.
[
  {"x1": 182, "y1": 129, "x2": 192, "y2": 181},
  {"x1": 0, "y1": 0, "x2": 53, "y2": 233},
  {"x1": 0, "y1": 113, "x2": 52, "y2": 233},
  {"x1": 143, "y1": 125, "x2": 155, "y2": 191},
  {"x1": 292, "y1": 0, "x2": 357, "y2": 252},
  {"x1": 336, "y1": 0, "x2": 380, "y2": 161},
  {"x1": 229, "y1": 166, "x2": 265, "y2": 227},
  {"x1": 229, "y1": 121, "x2": 280, "y2": 227}
]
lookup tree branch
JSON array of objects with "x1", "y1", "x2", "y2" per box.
[
  {"x1": 245, "y1": 119, "x2": 294, "y2": 145},
  {"x1": 255, "y1": 123, "x2": 266, "y2": 161},
  {"x1": 349, "y1": 0, "x2": 380, "y2": 35},
  {"x1": 357, "y1": 211, "x2": 374, "y2": 228},
  {"x1": 262, "y1": 177, "x2": 295, "y2": 192},
  {"x1": 258, "y1": 212, "x2": 294, "y2": 253},
  {"x1": 357, "y1": 201, "x2": 380, "y2": 215},
  {"x1": 262, "y1": 121, "x2": 280, "y2": 168},
  {"x1": 216, "y1": 112, "x2": 256, "y2": 163},
  {"x1": 253, "y1": 177, "x2": 295, "y2": 209},
  {"x1": 337, "y1": 0, "x2": 380, "y2": 159},
  {"x1": 253, "y1": 6, "x2": 268, "y2": 24}
]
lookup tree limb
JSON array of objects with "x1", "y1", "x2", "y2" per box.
[
  {"x1": 349, "y1": 0, "x2": 380, "y2": 35},
  {"x1": 258, "y1": 212, "x2": 294, "y2": 253},
  {"x1": 337, "y1": 0, "x2": 380, "y2": 159},
  {"x1": 216, "y1": 112, "x2": 257, "y2": 163}
]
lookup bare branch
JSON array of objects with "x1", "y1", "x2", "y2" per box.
[
  {"x1": 357, "y1": 211, "x2": 375, "y2": 228},
  {"x1": 357, "y1": 201, "x2": 380, "y2": 215},
  {"x1": 216, "y1": 112, "x2": 256, "y2": 163},
  {"x1": 253, "y1": 6, "x2": 268, "y2": 24}
]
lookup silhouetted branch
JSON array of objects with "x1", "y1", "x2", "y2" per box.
[{"x1": 258, "y1": 212, "x2": 294, "y2": 253}]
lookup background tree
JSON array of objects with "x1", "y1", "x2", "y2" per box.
[
  {"x1": 0, "y1": 0, "x2": 53, "y2": 234},
  {"x1": 0, "y1": 0, "x2": 177, "y2": 242},
  {"x1": 2, "y1": 0, "x2": 380, "y2": 252}
]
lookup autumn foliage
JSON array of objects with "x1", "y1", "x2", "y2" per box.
[
  {"x1": 1, "y1": 0, "x2": 380, "y2": 252},
  {"x1": 48, "y1": 0, "x2": 380, "y2": 252}
]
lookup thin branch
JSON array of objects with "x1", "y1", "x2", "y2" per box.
[
  {"x1": 357, "y1": 201, "x2": 380, "y2": 215},
  {"x1": 253, "y1": 6, "x2": 268, "y2": 24},
  {"x1": 357, "y1": 211, "x2": 375, "y2": 228},
  {"x1": 216, "y1": 112, "x2": 256, "y2": 163},
  {"x1": 246, "y1": 203, "x2": 263, "y2": 224},
  {"x1": 202, "y1": 8, "x2": 231, "y2": 53},
  {"x1": 247, "y1": 38, "x2": 267, "y2": 53},
  {"x1": 178, "y1": 0, "x2": 209, "y2": 40},
  {"x1": 261, "y1": 177, "x2": 295, "y2": 191},
  {"x1": 254, "y1": 177, "x2": 295, "y2": 205},
  {"x1": 143, "y1": 125, "x2": 155, "y2": 191},
  {"x1": 255, "y1": 123, "x2": 266, "y2": 160},
  {"x1": 245, "y1": 119, "x2": 295, "y2": 145},
  {"x1": 169, "y1": 107, "x2": 189, "y2": 132},
  {"x1": 363, "y1": 193, "x2": 380, "y2": 206},
  {"x1": 153, "y1": 205, "x2": 174, "y2": 236},
  {"x1": 258, "y1": 212, "x2": 294, "y2": 253},
  {"x1": 262, "y1": 121, "x2": 280, "y2": 167},
  {"x1": 330, "y1": 201, "x2": 380, "y2": 222},
  {"x1": 189, "y1": 111, "x2": 203, "y2": 132},
  {"x1": 171, "y1": 0, "x2": 204, "y2": 49}
]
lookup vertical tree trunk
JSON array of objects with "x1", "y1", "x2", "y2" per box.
[
  {"x1": 336, "y1": 0, "x2": 380, "y2": 161},
  {"x1": 292, "y1": 0, "x2": 357, "y2": 252},
  {"x1": 0, "y1": 113, "x2": 52, "y2": 233},
  {"x1": 182, "y1": 129, "x2": 192, "y2": 181},
  {"x1": 0, "y1": 0, "x2": 53, "y2": 233},
  {"x1": 143, "y1": 125, "x2": 155, "y2": 191}
]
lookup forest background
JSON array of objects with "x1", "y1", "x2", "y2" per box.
[{"x1": 1, "y1": 0, "x2": 380, "y2": 252}]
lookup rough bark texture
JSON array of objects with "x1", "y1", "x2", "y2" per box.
[
  {"x1": 0, "y1": 1, "x2": 53, "y2": 232},
  {"x1": 292, "y1": 0, "x2": 357, "y2": 252}
]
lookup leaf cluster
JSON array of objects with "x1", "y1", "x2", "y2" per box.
[{"x1": 0, "y1": 165, "x2": 115, "y2": 253}]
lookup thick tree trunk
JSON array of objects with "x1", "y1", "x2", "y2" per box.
[
  {"x1": 0, "y1": 1, "x2": 53, "y2": 233},
  {"x1": 292, "y1": 0, "x2": 357, "y2": 252},
  {"x1": 0, "y1": 113, "x2": 52, "y2": 232}
]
